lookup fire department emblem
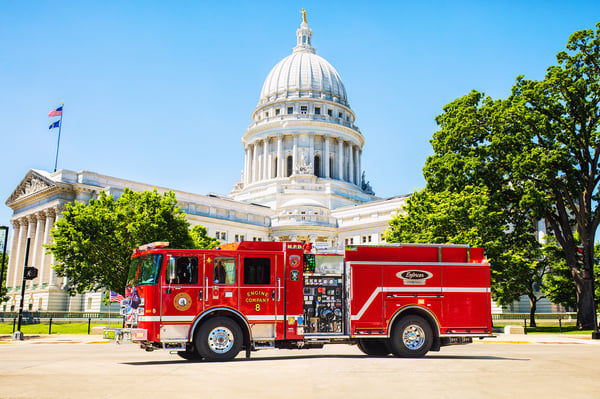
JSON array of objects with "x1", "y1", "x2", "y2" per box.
[
  {"x1": 173, "y1": 292, "x2": 192, "y2": 311},
  {"x1": 289, "y1": 255, "x2": 300, "y2": 268}
]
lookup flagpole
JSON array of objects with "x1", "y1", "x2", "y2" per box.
[
  {"x1": 53, "y1": 102, "x2": 64, "y2": 173},
  {"x1": 109, "y1": 291, "x2": 112, "y2": 329}
]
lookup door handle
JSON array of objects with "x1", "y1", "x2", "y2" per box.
[
  {"x1": 199, "y1": 289, "x2": 203, "y2": 300},
  {"x1": 277, "y1": 278, "x2": 281, "y2": 301},
  {"x1": 271, "y1": 290, "x2": 275, "y2": 300}
]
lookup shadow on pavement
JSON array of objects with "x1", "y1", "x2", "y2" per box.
[{"x1": 122, "y1": 353, "x2": 526, "y2": 366}]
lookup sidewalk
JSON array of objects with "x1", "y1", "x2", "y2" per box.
[
  {"x1": 0, "y1": 334, "x2": 108, "y2": 344},
  {"x1": 478, "y1": 333, "x2": 600, "y2": 345},
  {"x1": 2, "y1": 333, "x2": 600, "y2": 345}
]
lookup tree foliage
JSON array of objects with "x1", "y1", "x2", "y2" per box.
[
  {"x1": 48, "y1": 188, "x2": 195, "y2": 295},
  {"x1": 0, "y1": 253, "x2": 8, "y2": 303},
  {"x1": 190, "y1": 225, "x2": 220, "y2": 249},
  {"x1": 387, "y1": 23, "x2": 600, "y2": 328}
]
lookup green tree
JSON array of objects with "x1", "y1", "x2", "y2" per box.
[
  {"x1": 190, "y1": 225, "x2": 220, "y2": 249},
  {"x1": 394, "y1": 23, "x2": 600, "y2": 329},
  {"x1": 48, "y1": 188, "x2": 194, "y2": 295},
  {"x1": 504, "y1": 23, "x2": 600, "y2": 329}
]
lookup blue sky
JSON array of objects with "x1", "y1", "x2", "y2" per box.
[{"x1": 1, "y1": 1, "x2": 598, "y2": 236}]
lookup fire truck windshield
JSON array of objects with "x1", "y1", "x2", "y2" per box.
[{"x1": 127, "y1": 254, "x2": 163, "y2": 286}]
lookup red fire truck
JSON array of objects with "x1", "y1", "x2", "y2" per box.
[{"x1": 104, "y1": 241, "x2": 492, "y2": 361}]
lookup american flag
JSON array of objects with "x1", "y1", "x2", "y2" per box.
[
  {"x1": 109, "y1": 290, "x2": 124, "y2": 303},
  {"x1": 48, "y1": 106, "x2": 63, "y2": 117}
]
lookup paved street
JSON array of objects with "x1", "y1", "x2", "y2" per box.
[{"x1": 1, "y1": 335, "x2": 599, "y2": 399}]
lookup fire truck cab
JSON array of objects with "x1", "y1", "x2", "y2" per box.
[{"x1": 105, "y1": 241, "x2": 492, "y2": 361}]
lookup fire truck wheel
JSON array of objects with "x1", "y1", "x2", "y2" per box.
[
  {"x1": 390, "y1": 315, "x2": 432, "y2": 358},
  {"x1": 195, "y1": 317, "x2": 243, "y2": 362},
  {"x1": 356, "y1": 339, "x2": 391, "y2": 356}
]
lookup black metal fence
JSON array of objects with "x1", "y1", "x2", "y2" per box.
[
  {"x1": 0, "y1": 311, "x2": 122, "y2": 321},
  {"x1": 492, "y1": 312, "x2": 577, "y2": 321},
  {"x1": 0, "y1": 311, "x2": 124, "y2": 335}
]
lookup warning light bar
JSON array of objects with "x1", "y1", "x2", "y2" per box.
[{"x1": 137, "y1": 242, "x2": 170, "y2": 252}]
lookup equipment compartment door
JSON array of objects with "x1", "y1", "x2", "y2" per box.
[{"x1": 239, "y1": 254, "x2": 280, "y2": 340}]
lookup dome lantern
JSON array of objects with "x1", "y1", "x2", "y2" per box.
[{"x1": 295, "y1": 9, "x2": 314, "y2": 54}]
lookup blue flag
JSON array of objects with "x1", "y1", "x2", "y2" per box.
[{"x1": 49, "y1": 120, "x2": 60, "y2": 130}]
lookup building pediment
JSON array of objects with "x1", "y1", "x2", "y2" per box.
[{"x1": 6, "y1": 169, "x2": 57, "y2": 206}]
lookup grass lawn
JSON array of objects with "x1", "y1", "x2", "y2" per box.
[
  {"x1": 494, "y1": 321, "x2": 595, "y2": 335},
  {"x1": 524, "y1": 326, "x2": 595, "y2": 335},
  {"x1": 0, "y1": 322, "x2": 118, "y2": 335}
]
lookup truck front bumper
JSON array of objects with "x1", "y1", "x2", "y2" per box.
[{"x1": 103, "y1": 328, "x2": 147, "y2": 343}]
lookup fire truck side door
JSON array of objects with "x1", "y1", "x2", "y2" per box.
[
  {"x1": 204, "y1": 254, "x2": 239, "y2": 310},
  {"x1": 160, "y1": 254, "x2": 203, "y2": 341},
  {"x1": 239, "y1": 254, "x2": 279, "y2": 340}
]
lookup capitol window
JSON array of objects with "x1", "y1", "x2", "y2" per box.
[
  {"x1": 216, "y1": 231, "x2": 227, "y2": 240},
  {"x1": 265, "y1": 112, "x2": 269, "y2": 118},
  {"x1": 301, "y1": 106, "x2": 307, "y2": 114},
  {"x1": 327, "y1": 109, "x2": 332, "y2": 116},
  {"x1": 287, "y1": 155, "x2": 293, "y2": 176},
  {"x1": 276, "y1": 108, "x2": 280, "y2": 115},
  {"x1": 315, "y1": 107, "x2": 321, "y2": 115},
  {"x1": 288, "y1": 106, "x2": 293, "y2": 114}
]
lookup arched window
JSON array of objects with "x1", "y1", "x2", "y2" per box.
[
  {"x1": 273, "y1": 156, "x2": 278, "y2": 178},
  {"x1": 314, "y1": 155, "x2": 320, "y2": 177},
  {"x1": 287, "y1": 155, "x2": 293, "y2": 177}
]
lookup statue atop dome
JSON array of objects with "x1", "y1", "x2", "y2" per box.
[{"x1": 301, "y1": 8, "x2": 307, "y2": 23}]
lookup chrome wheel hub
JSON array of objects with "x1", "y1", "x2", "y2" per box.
[
  {"x1": 208, "y1": 326, "x2": 234, "y2": 353},
  {"x1": 402, "y1": 324, "x2": 425, "y2": 350}
]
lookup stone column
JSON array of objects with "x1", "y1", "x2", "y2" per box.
[
  {"x1": 277, "y1": 136, "x2": 283, "y2": 177},
  {"x1": 26, "y1": 216, "x2": 38, "y2": 289},
  {"x1": 324, "y1": 136, "x2": 330, "y2": 178},
  {"x1": 356, "y1": 147, "x2": 362, "y2": 188},
  {"x1": 309, "y1": 135, "x2": 315, "y2": 174},
  {"x1": 263, "y1": 138, "x2": 269, "y2": 180},
  {"x1": 349, "y1": 144, "x2": 355, "y2": 184},
  {"x1": 244, "y1": 147, "x2": 250, "y2": 185},
  {"x1": 293, "y1": 135, "x2": 298, "y2": 174},
  {"x1": 257, "y1": 142, "x2": 262, "y2": 181},
  {"x1": 12, "y1": 218, "x2": 29, "y2": 288},
  {"x1": 338, "y1": 139, "x2": 344, "y2": 181},
  {"x1": 252, "y1": 142, "x2": 258, "y2": 182},
  {"x1": 41, "y1": 209, "x2": 56, "y2": 287},
  {"x1": 6, "y1": 220, "x2": 21, "y2": 291},
  {"x1": 31, "y1": 214, "x2": 45, "y2": 287}
]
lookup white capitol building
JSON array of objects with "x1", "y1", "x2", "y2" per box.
[{"x1": 2, "y1": 15, "x2": 408, "y2": 313}]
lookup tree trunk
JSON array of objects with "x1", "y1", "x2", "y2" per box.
[
  {"x1": 573, "y1": 267, "x2": 596, "y2": 330},
  {"x1": 528, "y1": 296, "x2": 537, "y2": 328}
]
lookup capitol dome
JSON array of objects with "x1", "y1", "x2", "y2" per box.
[
  {"x1": 258, "y1": 45, "x2": 348, "y2": 106},
  {"x1": 233, "y1": 11, "x2": 376, "y2": 228}
]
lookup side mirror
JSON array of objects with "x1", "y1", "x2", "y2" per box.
[{"x1": 167, "y1": 256, "x2": 176, "y2": 283}]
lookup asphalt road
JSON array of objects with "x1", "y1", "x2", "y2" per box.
[{"x1": 0, "y1": 336, "x2": 599, "y2": 399}]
